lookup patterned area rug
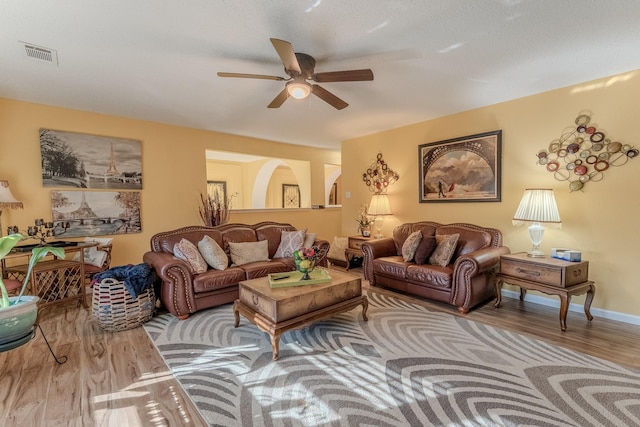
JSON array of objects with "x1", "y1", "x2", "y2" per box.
[{"x1": 144, "y1": 291, "x2": 640, "y2": 427}]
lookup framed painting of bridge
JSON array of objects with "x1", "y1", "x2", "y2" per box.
[
  {"x1": 40, "y1": 129, "x2": 142, "y2": 189},
  {"x1": 418, "y1": 130, "x2": 502, "y2": 203},
  {"x1": 50, "y1": 190, "x2": 142, "y2": 237}
]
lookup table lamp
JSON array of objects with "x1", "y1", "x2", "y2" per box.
[
  {"x1": 512, "y1": 188, "x2": 561, "y2": 257},
  {"x1": 368, "y1": 193, "x2": 392, "y2": 239},
  {"x1": 0, "y1": 180, "x2": 23, "y2": 236}
]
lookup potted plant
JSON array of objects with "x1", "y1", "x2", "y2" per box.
[
  {"x1": 0, "y1": 233, "x2": 65, "y2": 347},
  {"x1": 199, "y1": 191, "x2": 237, "y2": 227},
  {"x1": 355, "y1": 204, "x2": 373, "y2": 237}
]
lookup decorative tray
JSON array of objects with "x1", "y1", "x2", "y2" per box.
[{"x1": 268, "y1": 269, "x2": 332, "y2": 288}]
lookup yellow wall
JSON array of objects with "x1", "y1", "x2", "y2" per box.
[
  {"x1": 0, "y1": 98, "x2": 342, "y2": 266},
  {"x1": 343, "y1": 69, "x2": 640, "y2": 317}
]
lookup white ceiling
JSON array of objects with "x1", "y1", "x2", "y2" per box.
[{"x1": 2, "y1": 1, "x2": 640, "y2": 150}]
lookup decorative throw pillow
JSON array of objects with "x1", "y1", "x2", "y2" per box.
[
  {"x1": 429, "y1": 233, "x2": 460, "y2": 267},
  {"x1": 197, "y1": 235, "x2": 228, "y2": 270},
  {"x1": 174, "y1": 238, "x2": 208, "y2": 274},
  {"x1": 73, "y1": 237, "x2": 113, "y2": 267},
  {"x1": 274, "y1": 230, "x2": 306, "y2": 258},
  {"x1": 327, "y1": 236, "x2": 348, "y2": 261},
  {"x1": 303, "y1": 232, "x2": 317, "y2": 248},
  {"x1": 229, "y1": 240, "x2": 270, "y2": 266},
  {"x1": 414, "y1": 235, "x2": 438, "y2": 265},
  {"x1": 401, "y1": 230, "x2": 423, "y2": 262}
]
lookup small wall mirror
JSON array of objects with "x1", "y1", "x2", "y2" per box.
[
  {"x1": 324, "y1": 163, "x2": 342, "y2": 206},
  {"x1": 205, "y1": 150, "x2": 311, "y2": 209}
]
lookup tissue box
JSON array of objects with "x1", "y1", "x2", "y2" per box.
[{"x1": 551, "y1": 248, "x2": 581, "y2": 262}]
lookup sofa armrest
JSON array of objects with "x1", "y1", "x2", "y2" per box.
[
  {"x1": 451, "y1": 246, "x2": 511, "y2": 310},
  {"x1": 143, "y1": 251, "x2": 196, "y2": 319},
  {"x1": 361, "y1": 237, "x2": 397, "y2": 284},
  {"x1": 454, "y1": 246, "x2": 511, "y2": 275},
  {"x1": 312, "y1": 239, "x2": 331, "y2": 267}
]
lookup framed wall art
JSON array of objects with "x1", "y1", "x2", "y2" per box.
[
  {"x1": 419, "y1": 130, "x2": 502, "y2": 202},
  {"x1": 50, "y1": 190, "x2": 141, "y2": 237},
  {"x1": 207, "y1": 180, "x2": 227, "y2": 202},
  {"x1": 282, "y1": 184, "x2": 300, "y2": 208},
  {"x1": 40, "y1": 129, "x2": 142, "y2": 189}
]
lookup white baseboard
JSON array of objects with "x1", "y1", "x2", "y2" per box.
[{"x1": 501, "y1": 289, "x2": 640, "y2": 326}]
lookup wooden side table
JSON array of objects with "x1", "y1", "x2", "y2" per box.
[
  {"x1": 494, "y1": 252, "x2": 595, "y2": 331},
  {"x1": 345, "y1": 235, "x2": 371, "y2": 271}
]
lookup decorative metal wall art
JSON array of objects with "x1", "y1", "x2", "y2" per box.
[
  {"x1": 537, "y1": 113, "x2": 637, "y2": 191},
  {"x1": 362, "y1": 152, "x2": 399, "y2": 194}
]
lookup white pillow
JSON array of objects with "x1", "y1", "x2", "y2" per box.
[
  {"x1": 303, "y1": 232, "x2": 317, "y2": 248},
  {"x1": 274, "y1": 229, "x2": 306, "y2": 258},
  {"x1": 73, "y1": 237, "x2": 113, "y2": 267},
  {"x1": 174, "y1": 238, "x2": 208, "y2": 274},
  {"x1": 198, "y1": 235, "x2": 228, "y2": 270},
  {"x1": 327, "y1": 236, "x2": 349, "y2": 261},
  {"x1": 229, "y1": 240, "x2": 270, "y2": 266}
]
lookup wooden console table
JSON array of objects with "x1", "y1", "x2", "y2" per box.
[
  {"x1": 344, "y1": 235, "x2": 370, "y2": 271},
  {"x1": 2, "y1": 242, "x2": 95, "y2": 308},
  {"x1": 494, "y1": 252, "x2": 595, "y2": 331}
]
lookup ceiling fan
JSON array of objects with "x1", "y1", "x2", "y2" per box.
[{"x1": 217, "y1": 38, "x2": 374, "y2": 110}]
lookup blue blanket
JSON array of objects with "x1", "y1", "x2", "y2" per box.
[{"x1": 94, "y1": 263, "x2": 158, "y2": 299}]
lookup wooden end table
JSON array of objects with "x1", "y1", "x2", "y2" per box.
[
  {"x1": 344, "y1": 235, "x2": 370, "y2": 270},
  {"x1": 494, "y1": 252, "x2": 595, "y2": 331},
  {"x1": 233, "y1": 269, "x2": 368, "y2": 360}
]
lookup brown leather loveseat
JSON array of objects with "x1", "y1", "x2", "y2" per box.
[
  {"x1": 362, "y1": 222, "x2": 509, "y2": 314},
  {"x1": 143, "y1": 222, "x2": 329, "y2": 319}
]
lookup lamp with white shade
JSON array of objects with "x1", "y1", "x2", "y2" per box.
[
  {"x1": 368, "y1": 193, "x2": 392, "y2": 239},
  {"x1": 512, "y1": 188, "x2": 561, "y2": 257},
  {"x1": 0, "y1": 180, "x2": 23, "y2": 237}
]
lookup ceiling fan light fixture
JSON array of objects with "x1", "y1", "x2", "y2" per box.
[{"x1": 287, "y1": 81, "x2": 311, "y2": 99}]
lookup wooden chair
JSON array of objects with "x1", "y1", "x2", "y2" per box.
[{"x1": 82, "y1": 243, "x2": 113, "y2": 284}]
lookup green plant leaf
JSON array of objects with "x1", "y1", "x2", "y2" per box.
[
  {"x1": 0, "y1": 233, "x2": 24, "y2": 259},
  {"x1": 0, "y1": 278, "x2": 9, "y2": 308},
  {"x1": 0, "y1": 234, "x2": 25, "y2": 308}
]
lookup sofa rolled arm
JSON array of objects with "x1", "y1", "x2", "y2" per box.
[
  {"x1": 361, "y1": 237, "x2": 397, "y2": 284},
  {"x1": 143, "y1": 251, "x2": 197, "y2": 319},
  {"x1": 452, "y1": 246, "x2": 511, "y2": 311},
  {"x1": 312, "y1": 239, "x2": 331, "y2": 267}
]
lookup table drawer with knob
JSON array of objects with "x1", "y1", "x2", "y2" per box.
[{"x1": 500, "y1": 254, "x2": 588, "y2": 288}]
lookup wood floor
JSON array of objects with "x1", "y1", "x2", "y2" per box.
[{"x1": 2, "y1": 268, "x2": 640, "y2": 426}]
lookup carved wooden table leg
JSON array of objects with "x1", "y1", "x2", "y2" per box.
[
  {"x1": 271, "y1": 333, "x2": 281, "y2": 360},
  {"x1": 493, "y1": 277, "x2": 503, "y2": 308},
  {"x1": 584, "y1": 283, "x2": 595, "y2": 321},
  {"x1": 361, "y1": 297, "x2": 369, "y2": 321},
  {"x1": 559, "y1": 294, "x2": 571, "y2": 331},
  {"x1": 233, "y1": 301, "x2": 240, "y2": 327}
]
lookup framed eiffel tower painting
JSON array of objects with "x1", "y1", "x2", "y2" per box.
[
  {"x1": 40, "y1": 129, "x2": 143, "y2": 190},
  {"x1": 50, "y1": 190, "x2": 142, "y2": 237}
]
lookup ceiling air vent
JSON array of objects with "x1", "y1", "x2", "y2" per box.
[{"x1": 20, "y1": 41, "x2": 58, "y2": 65}]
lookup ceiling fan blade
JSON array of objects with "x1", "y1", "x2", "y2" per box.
[
  {"x1": 270, "y1": 38, "x2": 302, "y2": 74},
  {"x1": 217, "y1": 72, "x2": 286, "y2": 81},
  {"x1": 313, "y1": 69, "x2": 374, "y2": 82},
  {"x1": 268, "y1": 88, "x2": 289, "y2": 108},
  {"x1": 311, "y1": 85, "x2": 348, "y2": 110}
]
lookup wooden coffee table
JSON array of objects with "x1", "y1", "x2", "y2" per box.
[{"x1": 233, "y1": 269, "x2": 368, "y2": 360}]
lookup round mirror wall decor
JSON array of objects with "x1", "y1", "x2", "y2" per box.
[{"x1": 536, "y1": 113, "x2": 637, "y2": 191}]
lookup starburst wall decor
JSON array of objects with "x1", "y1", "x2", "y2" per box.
[
  {"x1": 536, "y1": 113, "x2": 637, "y2": 191},
  {"x1": 362, "y1": 152, "x2": 399, "y2": 194}
]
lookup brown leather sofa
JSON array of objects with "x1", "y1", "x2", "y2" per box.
[
  {"x1": 143, "y1": 222, "x2": 329, "y2": 320},
  {"x1": 362, "y1": 222, "x2": 509, "y2": 314}
]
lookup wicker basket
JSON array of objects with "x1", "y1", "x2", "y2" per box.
[{"x1": 92, "y1": 278, "x2": 155, "y2": 331}]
